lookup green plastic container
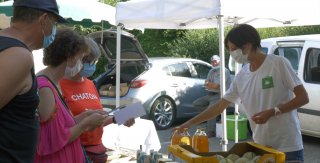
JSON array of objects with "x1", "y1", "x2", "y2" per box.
[{"x1": 226, "y1": 115, "x2": 248, "y2": 140}]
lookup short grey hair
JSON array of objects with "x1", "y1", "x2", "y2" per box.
[
  {"x1": 85, "y1": 37, "x2": 101, "y2": 61},
  {"x1": 211, "y1": 55, "x2": 220, "y2": 61}
]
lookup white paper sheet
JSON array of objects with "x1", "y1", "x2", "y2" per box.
[{"x1": 113, "y1": 102, "x2": 146, "y2": 125}]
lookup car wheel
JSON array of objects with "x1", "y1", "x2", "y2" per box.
[{"x1": 150, "y1": 97, "x2": 175, "y2": 130}]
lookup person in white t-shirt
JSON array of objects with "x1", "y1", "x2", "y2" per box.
[{"x1": 176, "y1": 24, "x2": 309, "y2": 162}]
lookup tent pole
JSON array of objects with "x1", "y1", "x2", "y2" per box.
[
  {"x1": 218, "y1": 15, "x2": 228, "y2": 151},
  {"x1": 116, "y1": 24, "x2": 122, "y2": 107},
  {"x1": 100, "y1": 21, "x2": 104, "y2": 45},
  {"x1": 234, "y1": 63, "x2": 240, "y2": 143}
]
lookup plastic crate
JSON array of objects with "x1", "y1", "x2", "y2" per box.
[
  {"x1": 226, "y1": 115, "x2": 248, "y2": 140},
  {"x1": 167, "y1": 142, "x2": 285, "y2": 163}
]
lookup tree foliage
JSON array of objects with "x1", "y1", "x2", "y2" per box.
[
  {"x1": 167, "y1": 28, "x2": 221, "y2": 61},
  {"x1": 130, "y1": 29, "x2": 186, "y2": 57},
  {"x1": 100, "y1": 0, "x2": 127, "y2": 6},
  {"x1": 166, "y1": 25, "x2": 320, "y2": 63}
]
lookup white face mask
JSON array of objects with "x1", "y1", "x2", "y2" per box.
[
  {"x1": 230, "y1": 49, "x2": 248, "y2": 64},
  {"x1": 65, "y1": 59, "x2": 83, "y2": 77}
]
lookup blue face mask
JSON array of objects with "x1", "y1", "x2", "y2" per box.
[
  {"x1": 43, "y1": 25, "x2": 57, "y2": 48},
  {"x1": 79, "y1": 63, "x2": 96, "y2": 77}
]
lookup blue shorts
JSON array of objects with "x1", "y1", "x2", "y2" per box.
[{"x1": 285, "y1": 149, "x2": 304, "y2": 162}]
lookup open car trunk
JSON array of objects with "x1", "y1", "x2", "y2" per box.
[
  {"x1": 94, "y1": 62, "x2": 148, "y2": 97},
  {"x1": 90, "y1": 30, "x2": 149, "y2": 97}
]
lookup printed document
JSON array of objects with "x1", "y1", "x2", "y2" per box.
[{"x1": 113, "y1": 102, "x2": 146, "y2": 125}]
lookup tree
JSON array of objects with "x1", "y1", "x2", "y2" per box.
[
  {"x1": 166, "y1": 25, "x2": 320, "y2": 66},
  {"x1": 167, "y1": 28, "x2": 223, "y2": 62},
  {"x1": 100, "y1": 0, "x2": 127, "y2": 6},
  {"x1": 130, "y1": 29, "x2": 186, "y2": 57}
]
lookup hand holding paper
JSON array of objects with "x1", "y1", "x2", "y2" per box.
[{"x1": 113, "y1": 102, "x2": 146, "y2": 125}]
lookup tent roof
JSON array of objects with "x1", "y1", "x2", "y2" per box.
[
  {"x1": 0, "y1": 0, "x2": 115, "y2": 29},
  {"x1": 116, "y1": 0, "x2": 320, "y2": 29}
]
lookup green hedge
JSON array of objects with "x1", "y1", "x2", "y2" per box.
[{"x1": 74, "y1": 24, "x2": 320, "y2": 79}]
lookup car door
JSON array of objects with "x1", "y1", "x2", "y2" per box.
[
  {"x1": 298, "y1": 42, "x2": 320, "y2": 137},
  {"x1": 166, "y1": 61, "x2": 212, "y2": 117},
  {"x1": 164, "y1": 62, "x2": 198, "y2": 117},
  {"x1": 190, "y1": 61, "x2": 212, "y2": 100}
]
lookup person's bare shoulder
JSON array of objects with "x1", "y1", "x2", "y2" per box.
[
  {"x1": 0, "y1": 46, "x2": 34, "y2": 73},
  {"x1": 0, "y1": 47, "x2": 34, "y2": 108}
]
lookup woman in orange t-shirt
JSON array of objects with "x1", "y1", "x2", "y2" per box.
[{"x1": 60, "y1": 38, "x2": 134, "y2": 163}]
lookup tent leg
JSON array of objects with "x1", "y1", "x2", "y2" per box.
[
  {"x1": 116, "y1": 25, "x2": 123, "y2": 107},
  {"x1": 235, "y1": 107, "x2": 239, "y2": 143},
  {"x1": 100, "y1": 21, "x2": 104, "y2": 44},
  {"x1": 234, "y1": 63, "x2": 241, "y2": 143},
  {"x1": 217, "y1": 15, "x2": 228, "y2": 152}
]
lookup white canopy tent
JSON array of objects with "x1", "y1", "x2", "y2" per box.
[
  {"x1": 0, "y1": 0, "x2": 116, "y2": 73},
  {"x1": 116, "y1": 0, "x2": 320, "y2": 29},
  {"x1": 115, "y1": 0, "x2": 320, "y2": 151},
  {"x1": 0, "y1": 0, "x2": 116, "y2": 29}
]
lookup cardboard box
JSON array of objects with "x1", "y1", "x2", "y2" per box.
[
  {"x1": 167, "y1": 142, "x2": 285, "y2": 163},
  {"x1": 99, "y1": 83, "x2": 129, "y2": 96}
]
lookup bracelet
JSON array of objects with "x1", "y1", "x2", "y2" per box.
[
  {"x1": 274, "y1": 107, "x2": 282, "y2": 116},
  {"x1": 112, "y1": 116, "x2": 116, "y2": 124}
]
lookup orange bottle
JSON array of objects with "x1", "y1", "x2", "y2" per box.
[
  {"x1": 179, "y1": 128, "x2": 192, "y2": 146},
  {"x1": 192, "y1": 128, "x2": 209, "y2": 152},
  {"x1": 192, "y1": 129, "x2": 201, "y2": 149},
  {"x1": 171, "y1": 129, "x2": 182, "y2": 145}
]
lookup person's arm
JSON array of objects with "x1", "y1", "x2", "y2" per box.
[
  {"x1": 252, "y1": 85, "x2": 309, "y2": 124},
  {"x1": 178, "y1": 98, "x2": 231, "y2": 130},
  {"x1": 278, "y1": 85, "x2": 309, "y2": 113},
  {"x1": 102, "y1": 116, "x2": 135, "y2": 127},
  {"x1": 68, "y1": 112, "x2": 106, "y2": 142},
  {"x1": 38, "y1": 87, "x2": 58, "y2": 122},
  {"x1": 73, "y1": 109, "x2": 104, "y2": 124},
  {"x1": 205, "y1": 69, "x2": 220, "y2": 90},
  {"x1": 278, "y1": 57, "x2": 309, "y2": 113},
  {"x1": 0, "y1": 47, "x2": 33, "y2": 109},
  {"x1": 38, "y1": 87, "x2": 106, "y2": 134},
  {"x1": 206, "y1": 81, "x2": 220, "y2": 90},
  {"x1": 102, "y1": 115, "x2": 114, "y2": 126}
]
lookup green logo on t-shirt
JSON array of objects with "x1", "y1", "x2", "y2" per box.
[{"x1": 262, "y1": 76, "x2": 274, "y2": 89}]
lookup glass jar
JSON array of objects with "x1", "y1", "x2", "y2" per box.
[
  {"x1": 171, "y1": 129, "x2": 182, "y2": 145},
  {"x1": 179, "y1": 128, "x2": 192, "y2": 146},
  {"x1": 192, "y1": 128, "x2": 209, "y2": 152}
]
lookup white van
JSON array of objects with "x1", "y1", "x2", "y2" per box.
[{"x1": 260, "y1": 34, "x2": 320, "y2": 138}]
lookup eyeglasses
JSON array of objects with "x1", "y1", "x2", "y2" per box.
[{"x1": 82, "y1": 55, "x2": 98, "y2": 65}]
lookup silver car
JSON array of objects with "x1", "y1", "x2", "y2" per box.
[{"x1": 91, "y1": 30, "x2": 212, "y2": 129}]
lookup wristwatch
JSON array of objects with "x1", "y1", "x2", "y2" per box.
[{"x1": 274, "y1": 107, "x2": 282, "y2": 116}]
